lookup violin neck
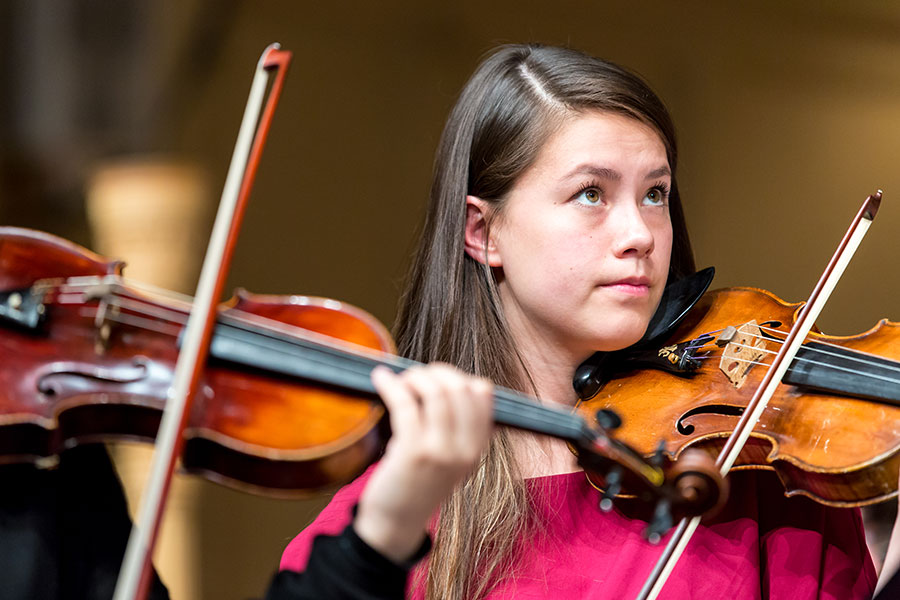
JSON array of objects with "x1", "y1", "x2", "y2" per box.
[
  {"x1": 784, "y1": 341, "x2": 900, "y2": 407},
  {"x1": 206, "y1": 318, "x2": 591, "y2": 443}
]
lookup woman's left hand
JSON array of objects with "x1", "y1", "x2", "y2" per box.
[{"x1": 352, "y1": 363, "x2": 494, "y2": 563}]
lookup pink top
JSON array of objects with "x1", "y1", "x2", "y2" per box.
[{"x1": 280, "y1": 466, "x2": 876, "y2": 599}]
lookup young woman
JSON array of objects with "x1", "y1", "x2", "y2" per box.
[{"x1": 271, "y1": 44, "x2": 876, "y2": 599}]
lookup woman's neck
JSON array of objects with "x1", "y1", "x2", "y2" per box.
[
  {"x1": 511, "y1": 334, "x2": 585, "y2": 407},
  {"x1": 507, "y1": 340, "x2": 588, "y2": 478},
  {"x1": 511, "y1": 429, "x2": 582, "y2": 478}
]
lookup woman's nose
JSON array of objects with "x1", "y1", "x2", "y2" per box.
[{"x1": 611, "y1": 202, "x2": 655, "y2": 257}]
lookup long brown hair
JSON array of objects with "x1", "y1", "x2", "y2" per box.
[{"x1": 393, "y1": 44, "x2": 694, "y2": 600}]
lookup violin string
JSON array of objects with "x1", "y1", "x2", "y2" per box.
[
  {"x1": 61, "y1": 288, "x2": 585, "y2": 436},
  {"x1": 98, "y1": 290, "x2": 415, "y2": 371},
  {"x1": 753, "y1": 323, "x2": 900, "y2": 366},
  {"x1": 118, "y1": 285, "x2": 417, "y2": 371},
  {"x1": 107, "y1": 294, "x2": 197, "y2": 330},
  {"x1": 57, "y1": 281, "x2": 375, "y2": 360},
  {"x1": 51, "y1": 275, "x2": 195, "y2": 310},
  {"x1": 90, "y1": 288, "x2": 900, "y2": 394},
  {"x1": 696, "y1": 337, "x2": 900, "y2": 388},
  {"x1": 51, "y1": 278, "x2": 900, "y2": 405},
  {"x1": 102, "y1": 276, "x2": 196, "y2": 307},
  {"x1": 118, "y1": 277, "x2": 196, "y2": 306},
  {"x1": 680, "y1": 324, "x2": 900, "y2": 387},
  {"x1": 712, "y1": 353, "x2": 900, "y2": 391},
  {"x1": 728, "y1": 328, "x2": 900, "y2": 377},
  {"x1": 74, "y1": 286, "x2": 900, "y2": 397},
  {"x1": 77, "y1": 307, "x2": 184, "y2": 338},
  {"x1": 57, "y1": 275, "x2": 380, "y2": 339},
  {"x1": 712, "y1": 356, "x2": 770, "y2": 369},
  {"x1": 60, "y1": 294, "x2": 187, "y2": 338},
  {"x1": 46, "y1": 277, "x2": 882, "y2": 367}
]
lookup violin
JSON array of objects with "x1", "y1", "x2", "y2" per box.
[
  {"x1": 0, "y1": 226, "x2": 725, "y2": 519},
  {"x1": 576, "y1": 280, "x2": 900, "y2": 507}
]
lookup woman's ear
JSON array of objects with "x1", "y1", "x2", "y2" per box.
[{"x1": 464, "y1": 196, "x2": 502, "y2": 267}]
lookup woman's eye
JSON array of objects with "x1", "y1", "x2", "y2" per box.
[
  {"x1": 643, "y1": 186, "x2": 668, "y2": 206},
  {"x1": 575, "y1": 187, "x2": 602, "y2": 205}
]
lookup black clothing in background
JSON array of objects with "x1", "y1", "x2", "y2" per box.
[{"x1": 0, "y1": 444, "x2": 169, "y2": 600}]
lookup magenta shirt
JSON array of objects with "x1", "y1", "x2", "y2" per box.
[{"x1": 280, "y1": 466, "x2": 876, "y2": 599}]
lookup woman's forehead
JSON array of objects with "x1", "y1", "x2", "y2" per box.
[{"x1": 524, "y1": 111, "x2": 669, "y2": 181}]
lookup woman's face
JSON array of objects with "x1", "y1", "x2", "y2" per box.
[{"x1": 487, "y1": 110, "x2": 673, "y2": 362}]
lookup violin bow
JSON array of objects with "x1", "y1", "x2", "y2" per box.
[
  {"x1": 635, "y1": 190, "x2": 883, "y2": 600},
  {"x1": 113, "y1": 44, "x2": 292, "y2": 600}
]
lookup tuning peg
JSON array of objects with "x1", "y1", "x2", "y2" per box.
[
  {"x1": 643, "y1": 498, "x2": 673, "y2": 544},
  {"x1": 598, "y1": 466, "x2": 623, "y2": 512},
  {"x1": 648, "y1": 439, "x2": 666, "y2": 467},
  {"x1": 594, "y1": 408, "x2": 622, "y2": 431}
]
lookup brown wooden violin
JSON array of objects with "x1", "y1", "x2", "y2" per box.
[{"x1": 578, "y1": 280, "x2": 900, "y2": 507}]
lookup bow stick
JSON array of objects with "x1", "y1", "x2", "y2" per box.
[
  {"x1": 113, "y1": 43, "x2": 292, "y2": 600},
  {"x1": 636, "y1": 190, "x2": 883, "y2": 600}
]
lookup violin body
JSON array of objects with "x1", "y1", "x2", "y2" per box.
[
  {"x1": 580, "y1": 286, "x2": 900, "y2": 507},
  {"x1": 0, "y1": 227, "x2": 390, "y2": 496}
]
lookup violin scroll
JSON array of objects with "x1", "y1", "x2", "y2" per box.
[
  {"x1": 666, "y1": 448, "x2": 727, "y2": 516},
  {"x1": 575, "y1": 418, "x2": 727, "y2": 538}
]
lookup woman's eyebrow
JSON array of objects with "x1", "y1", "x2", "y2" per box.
[
  {"x1": 646, "y1": 166, "x2": 671, "y2": 179},
  {"x1": 561, "y1": 164, "x2": 671, "y2": 181},
  {"x1": 561, "y1": 165, "x2": 620, "y2": 181}
]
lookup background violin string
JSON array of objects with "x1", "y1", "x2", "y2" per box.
[{"x1": 1, "y1": 1, "x2": 899, "y2": 598}]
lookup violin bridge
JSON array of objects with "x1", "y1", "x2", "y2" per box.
[
  {"x1": 93, "y1": 298, "x2": 119, "y2": 355},
  {"x1": 717, "y1": 321, "x2": 767, "y2": 388}
]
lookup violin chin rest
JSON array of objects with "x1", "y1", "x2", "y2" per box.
[{"x1": 641, "y1": 266, "x2": 715, "y2": 344}]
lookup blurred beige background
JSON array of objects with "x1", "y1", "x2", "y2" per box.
[{"x1": 2, "y1": 1, "x2": 899, "y2": 598}]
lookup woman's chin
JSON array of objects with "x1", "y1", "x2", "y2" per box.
[{"x1": 588, "y1": 319, "x2": 650, "y2": 353}]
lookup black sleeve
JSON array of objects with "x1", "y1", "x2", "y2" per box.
[
  {"x1": 0, "y1": 444, "x2": 169, "y2": 600},
  {"x1": 264, "y1": 523, "x2": 430, "y2": 600}
]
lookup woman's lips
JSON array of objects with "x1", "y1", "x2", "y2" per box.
[{"x1": 602, "y1": 278, "x2": 651, "y2": 296}]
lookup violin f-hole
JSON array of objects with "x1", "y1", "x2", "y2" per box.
[{"x1": 676, "y1": 404, "x2": 745, "y2": 435}]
